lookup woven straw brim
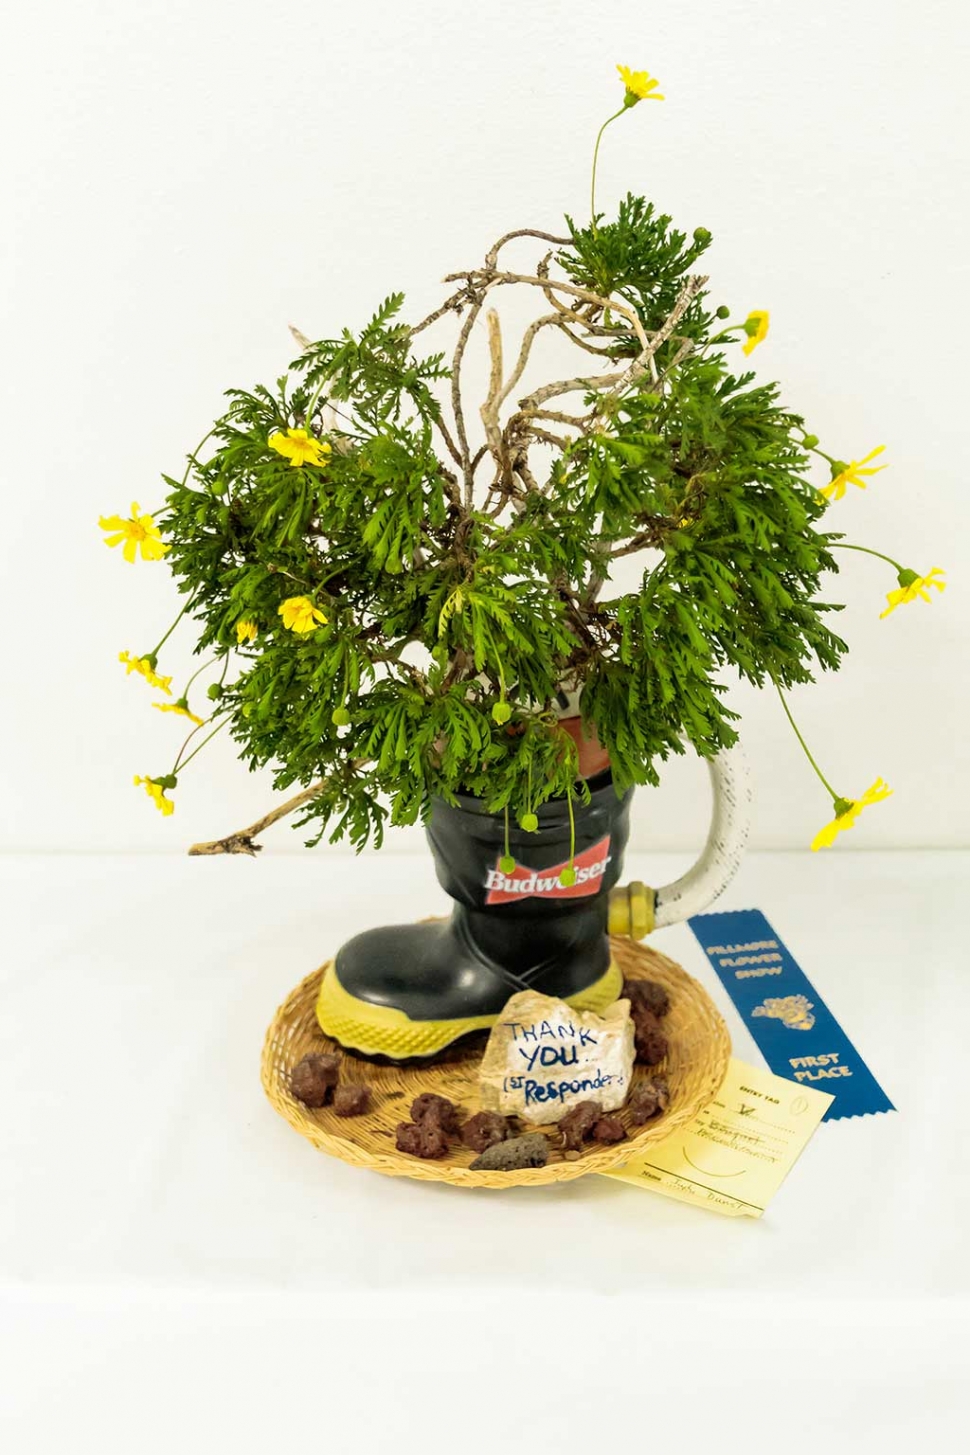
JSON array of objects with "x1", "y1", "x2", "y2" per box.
[{"x1": 261, "y1": 935, "x2": 731, "y2": 1188}]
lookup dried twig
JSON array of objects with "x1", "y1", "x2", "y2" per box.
[
  {"x1": 494, "y1": 312, "x2": 561, "y2": 411},
  {"x1": 188, "y1": 781, "x2": 329, "y2": 857},
  {"x1": 409, "y1": 232, "x2": 568, "y2": 339},
  {"x1": 655, "y1": 336, "x2": 695, "y2": 389},
  {"x1": 593, "y1": 276, "x2": 707, "y2": 417},
  {"x1": 433, "y1": 413, "x2": 464, "y2": 468},
  {"x1": 480, "y1": 308, "x2": 507, "y2": 471},
  {"x1": 438, "y1": 465, "x2": 463, "y2": 510},
  {"x1": 452, "y1": 292, "x2": 487, "y2": 507},
  {"x1": 470, "y1": 443, "x2": 490, "y2": 475},
  {"x1": 526, "y1": 407, "x2": 589, "y2": 429},
  {"x1": 484, "y1": 229, "x2": 572, "y2": 268},
  {"x1": 527, "y1": 425, "x2": 573, "y2": 450},
  {"x1": 553, "y1": 320, "x2": 628, "y2": 358},
  {"x1": 517, "y1": 366, "x2": 628, "y2": 413},
  {"x1": 409, "y1": 286, "x2": 471, "y2": 338},
  {"x1": 444, "y1": 269, "x2": 649, "y2": 351},
  {"x1": 608, "y1": 525, "x2": 672, "y2": 560}
]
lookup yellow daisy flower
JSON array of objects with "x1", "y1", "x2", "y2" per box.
[
  {"x1": 880, "y1": 567, "x2": 946, "y2": 620},
  {"x1": 268, "y1": 428, "x2": 332, "y2": 469},
  {"x1": 133, "y1": 775, "x2": 175, "y2": 817},
  {"x1": 152, "y1": 698, "x2": 205, "y2": 727},
  {"x1": 811, "y1": 778, "x2": 893, "y2": 851},
  {"x1": 617, "y1": 64, "x2": 664, "y2": 105},
  {"x1": 821, "y1": 446, "x2": 887, "y2": 502},
  {"x1": 741, "y1": 310, "x2": 770, "y2": 356},
  {"x1": 99, "y1": 503, "x2": 169, "y2": 563},
  {"x1": 278, "y1": 595, "x2": 328, "y2": 634},
  {"x1": 236, "y1": 618, "x2": 258, "y2": 645},
  {"x1": 119, "y1": 651, "x2": 172, "y2": 695}
]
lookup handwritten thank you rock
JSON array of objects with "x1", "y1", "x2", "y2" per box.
[{"x1": 478, "y1": 990, "x2": 635, "y2": 1125}]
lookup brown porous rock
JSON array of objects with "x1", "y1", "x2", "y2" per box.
[
  {"x1": 395, "y1": 1120, "x2": 450, "y2": 1159},
  {"x1": 333, "y1": 1084, "x2": 371, "y2": 1118},
  {"x1": 410, "y1": 1093, "x2": 461, "y2": 1134},
  {"x1": 631, "y1": 1007, "x2": 669, "y2": 1067},
  {"x1": 290, "y1": 1053, "x2": 341, "y2": 1108},
  {"x1": 628, "y1": 1077, "x2": 671, "y2": 1124},
  {"x1": 460, "y1": 1111, "x2": 510, "y2": 1153},
  {"x1": 622, "y1": 978, "x2": 670, "y2": 1020},
  {"x1": 558, "y1": 1099, "x2": 603, "y2": 1151},
  {"x1": 591, "y1": 1115, "x2": 627, "y2": 1144}
]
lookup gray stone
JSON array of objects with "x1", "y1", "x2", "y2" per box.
[{"x1": 470, "y1": 1132, "x2": 550, "y2": 1171}]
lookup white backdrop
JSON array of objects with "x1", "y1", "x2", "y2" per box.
[{"x1": 2, "y1": 0, "x2": 968, "y2": 856}]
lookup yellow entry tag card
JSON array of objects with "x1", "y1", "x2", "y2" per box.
[{"x1": 604, "y1": 1059, "x2": 834, "y2": 1217}]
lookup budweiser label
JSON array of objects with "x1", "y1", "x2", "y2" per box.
[{"x1": 484, "y1": 835, "x2": 612, "y2": 905}]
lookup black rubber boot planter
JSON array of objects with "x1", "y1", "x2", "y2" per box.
[{"x1": 316, "y1": 772, "x2": 634, "y2": 1058}]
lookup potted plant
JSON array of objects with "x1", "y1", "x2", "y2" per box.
[{"x1": 102, "y1": 65, "x2": 944, "y2": 1060}]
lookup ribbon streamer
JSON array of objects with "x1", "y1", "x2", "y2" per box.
[{"x1": 688, "y1": 908, "x2": 894, "y2": 1121}]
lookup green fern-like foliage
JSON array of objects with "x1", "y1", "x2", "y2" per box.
[{"x1": 157, "y1": 201, "x2": 847, "y2": 848}]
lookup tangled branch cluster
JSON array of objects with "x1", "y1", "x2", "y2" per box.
[
  {"x1": 102, "y1": 65, "x2": 949, "y2": 856},
  {"x1": 133, "y1": 190, "x2": 855, "y2": 855}
]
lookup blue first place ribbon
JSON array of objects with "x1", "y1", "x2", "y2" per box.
[{"x1": 688, "y1": 908, "x2": 894, "y2": 1121}]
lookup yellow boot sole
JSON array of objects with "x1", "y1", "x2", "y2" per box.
[{"x1": 315, "y1": 958, "x2": 624, "y2": 1059}]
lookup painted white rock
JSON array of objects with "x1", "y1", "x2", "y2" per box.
[{"x1": 478, "y1": 990, "x2": 635, "y2": 1126}]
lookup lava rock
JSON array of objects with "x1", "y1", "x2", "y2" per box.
[
  {"x1": 395, "y1": 1120, "x2": 450, "y2": 1159},
  {"x1": 333, "y1": 1084, "x2": 371, "y2": 1117},
  {"x1": 591, "y1": 1116, "x2": 627, "y2": 1144},
  {"x1": 410, "y1": 1093, "x2": 461, "y2": 1134},
  {"x1": 631, "y1": 1007, "x2": 669, "y2": 1067},
  {"x1": 290, "y1": 1053, "x2": 341, "y2": 1108},
  {"x1": 460, "y1": 1110, "x2": 510, "y2": 1153},
  {"x1": 622, "y1": 977, "x2": 670, "y2": 1020},
  {"x1": 558, "y1": 1099, "x2": 603, "y2": 1151},
  {"x1": 628, "y1": 1077, "x2": 670, "y2": 1124},
  {"x1": 470, "y1": 1132, "x2": 549, "y2": 1172}
]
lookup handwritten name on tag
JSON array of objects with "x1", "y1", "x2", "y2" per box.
[
  {"x1": 604, "y1": 1058, "x2": 833, "y2": 1217},
  {"x1": 478, "y1": 990, "x2": 635, "y2": 1125}
]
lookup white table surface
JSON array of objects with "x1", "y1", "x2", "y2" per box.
[{"x1": 1, "y1": 849, "x2": 967, "y2": 1449}]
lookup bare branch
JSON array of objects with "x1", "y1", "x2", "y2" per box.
[
  {"x1": 495, "y1": 312, "x2": 562, "y2": 411},
  {"x1": 452, "y1": 291, "x2": 487, "y2": 506},
  {"x1": 608, "y1": 522, "x2": 674, "y2": 559},
  {"x1": 433, "y1": 413, "x2": 463, "y2": 467},
  {"x1": 527, "y1": 425, "x2": 573, "y2": 450},
  {"x1": 484, "y1": 229, "x2": 572, "y2": 269},
  {"x1": 527, "y1": 407, "x2": 589, "y2": 429},
  {"x1": 413, "y1": 231, "x2": 570, "y2": 336},
  {"x1": 536, "y1": 252, "x2": 576, "y2": 319},
  {"x1": 533, "y1": 259, "x2": 630, "y2": 354},
  {"x1": 512, "y1": 456, "x2": 541, "y2": 495},
  {"x1": 655, "y1": 336, "x2": 695, "y2": 389},
  {"x1": 438, "y1": 465, "x2": 463, "y2": 510},
  {"x1": 593, "y1": 276, "x2": 707, "y2": 418},
  {"x1": 517, "y1": 366, "x2": 627, "y2": 413},
  {"x1": 479, "y1": 309, "x2": 508, "y2": 473},
  {"x1": 444, "y1": 270, "x2": 649, "y2": 351},
  {"x1": 553, "y1": 321, "x2": 629, "y2": 357},
  {"x1": 409, "y1": 287, "x2": 469, "y2": 338},
  {"x1": 188, "y1": 780, "x2": 329, "y2": 857}
]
